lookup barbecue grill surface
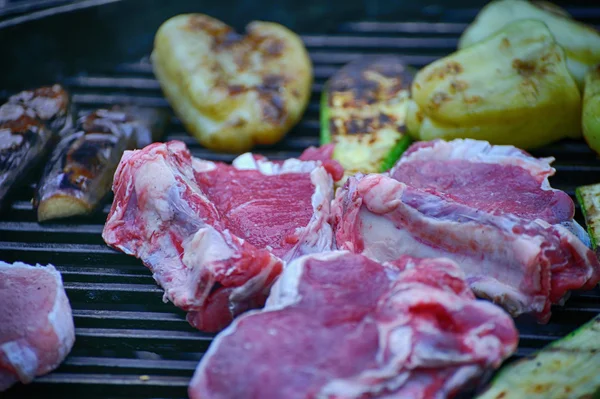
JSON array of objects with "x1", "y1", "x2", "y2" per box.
[{"x1": 1, "y1": 1, "x2": 599, "y2": 398}]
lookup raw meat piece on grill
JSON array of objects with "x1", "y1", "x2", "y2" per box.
[
  {"x1": 189, "y1": 251, "x2": 518, "y2": 399},
  {"x1": 392, "y1": 139, "x2": 588, "y2": 239},
  {"x1": 0, "y1": 261, "x2": 75, "y2": 392},
  {"x1": 332, "y1": 139, "x2": 600, "y2": 323},
  {"x1": 102, "y1": 140, "x2": 337, "y2": 332}
]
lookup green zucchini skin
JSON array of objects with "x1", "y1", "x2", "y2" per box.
[
  {"x1": 576, "y1": 183, "x2": 600, "y2": 251},
  {"x1": 320, "y1": 89, "x2": 332, "y2": 145},
  {"x1": 320, "y1": 56, "x2": 416, "y2": 179},
  {"x1": 476, "y1": 315, "x2": 600, "y2": 399},
  {"x1": 379, "y1": 134, "x2": 413, "y2": 173}
]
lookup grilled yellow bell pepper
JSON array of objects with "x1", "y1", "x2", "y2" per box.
[
  {"x1": 583, "y1": 65, "x2": 600, "y2": 155},
  {"x1": 407, "y1": 19, "x2": 582, "y2": 149},
  {"x1": 152, "y1": 14, "x2": 312, "y2": 153},
  {"x1": 458, "y1": 0, "x2": 600, "y2": 88}
]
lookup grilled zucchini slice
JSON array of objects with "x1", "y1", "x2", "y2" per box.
[
  {"x1": 477, "y1": 315, "x2": 600, "y2": 399},
  {"x1": 321, "y1": 56, "x2": 415, "y2": 180},
  {"x1": 576, "y1": 183, "x2": 600, "y2": 251}
]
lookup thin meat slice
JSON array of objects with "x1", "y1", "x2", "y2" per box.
[
  {"x1": 102, "y1": 141, "x2": 336, "y2": 332},
  {"x1": 391, "y1": 139, "x2": 575, "y2": 226},
  {"x1": 332, "y1": 173, "x2": 600, "y2": 322},
  {"x1": 0, "y1": 261, "x2": 75, "y2": 392},
  {"x1": 189, "y1": 251, "x2": 518, "y2": 399}
]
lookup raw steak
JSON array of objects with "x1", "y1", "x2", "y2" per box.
[
  {"x1": 391, "y1": 139, "x2": 586, "y2": 239},
  {"x1": 332, "y1": 140, "x2": 600, "y2": 322},
  {"x1": 189, "y1": 251, "x2": 518, "y2": 399},
  {"x1": 103, "y1": 141, "x2": 337, "y2": 332},
  {"x1": 0, "y1": 261, "x2": 75, "y2": 391}
]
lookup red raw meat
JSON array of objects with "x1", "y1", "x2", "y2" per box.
[
  {"x1": 391, "y1": 139, "x2": 574, "y2": 225},
  {"x1": 298, "y1": 143, "x2": 344, "y2": 181},
  {"x1": 0, "y1": 261, "x2": 75, "y2": 391},
  {"x1": 189, "y1": 252, "x2": 518, "y2": 399},
  {"x1": 333, "y1": 139, "x2": 600, "y2": 322},
  {"x1": 102, "y1": 141, "x2": 337, "y2": 332}
]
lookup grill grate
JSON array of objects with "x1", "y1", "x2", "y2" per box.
[{"x1": 3, "y1": 7, "x2": 600, "y2": 398}]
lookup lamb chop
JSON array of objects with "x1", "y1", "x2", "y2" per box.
[
  {"x1": 102, "y1": 140, "x2": 338, "y2": 332},
  {"x1": 332, "y1": 139, "x2": 600, "y2": 322},
  {"x1": 0, "y1": 261, "x2": 75, "y2": 391},
  {"x1": 189, "y1": 251, "x2": 518, "y2": 399}
]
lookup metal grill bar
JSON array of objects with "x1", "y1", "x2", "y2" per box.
[{"x1": 2, "y1": 5, "x2": 600, "y2": 398}]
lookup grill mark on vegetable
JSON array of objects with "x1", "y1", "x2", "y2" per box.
[
  {"x1": 415, "y1": 109, "x2": 424, "y2": 123},
  {"x1": 261, "y1": 38, "x2": 285, "y2": 57},
  {"x1": 225, "y1": 75, "x2": 288, "y2": 123},
  {"x1": 228, "y1": 85, "x2": 245, "y2": 96},
  {"x1": 0, "y1": 113, "x2": 43, "y2": 135},
  {"x1": 449, "y1": 80, "x2": 468, "y2": 95},
  {"x1": 8, "y1": 84, "x2": 70, "y2": 135},
  {"x1": 512, "y1": 58, "x2": 551, "y2": 78},
  {"x1": 0, "y1": 103, "x2": 55, "y2": 207},
  {"x1": 60, "y1": 137, "x2": 115, "y2": 191},
  {"x1": 262, "y1": 74, "x2": 285, "y2": 90},
  {"x1": 186, "y1": 15, "x2": 233, "y2": 40},
  {"x1": 425, "y1": 61, "x2": 463, "y2": 82},
  {"x1": 430, "y1": 91, "x2": 451, "y2": 109},
  {"x1": 260, "y1": 92, "x2": 286, "y2": 123},
  {"x1": 218, "y1": 31, "x2": 243, "y2": 48},
  {"x1": 464, "y1": 95, "x2": 483, "y2": 104},
  {"x1": 327, "y1": 55, "x2": 413, "y2": 108},
  {"x1": 331, "y1": 111, "x2": 401, "y2": 137}
]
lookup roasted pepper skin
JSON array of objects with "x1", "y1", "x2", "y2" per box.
[
  {"x1": 408, "y1": 19, "x2": 581, "y2": 149},
  {"x1": 459, "y1": 0, "x2": 600, "y2": 88},
  {"x1": 152, "y1": 14, "x2": 312, "y2": 153},
  {"x1": 583, "y1": 65, "x2": 600, "y2": 155}
]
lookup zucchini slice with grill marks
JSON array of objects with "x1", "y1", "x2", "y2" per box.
[
  {"x1": 476, "y1": 315, "x2": 600, "y2": 399},
  {"x1": 576, "y1": 183, "x2": 600, "y2": 251},
  {"x1": 321, "y1": 56, "x2": 415, "y2": 180}
]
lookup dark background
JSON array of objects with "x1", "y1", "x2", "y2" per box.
[{"x1": 0, "y1": 0, "x2": 596, "y2": 90}]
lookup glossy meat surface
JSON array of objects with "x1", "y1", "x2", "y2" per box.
[
  {"x1": 0, "y1": 261, "x2": 75, "y2": 391},
  {"x1": 102, "y1": 141, "x2": 335, "y2": 331},
  {"x1": 189, "y1": 252, "x2": 518, "y2": 399},
  {"x1": 332, "y1": 172, "x2": 600, "y2": 323},
  {"x1": 196, "y1": 166, "x2": 314, "y2": 258},
  {"x1": 391, "y1": 139, "x2": 574, "y2": 225}
]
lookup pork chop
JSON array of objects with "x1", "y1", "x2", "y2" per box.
[
  {"x1": 102, "y1": 141, "x2": 337, "y2": 332},
  {"x1": 0, "y1": 261, "x2": 75, "y2": 391},
  {"x1": 332, "y1": 139, "x2": 600, "y2": 322},
  {"x1": 189, "y1": 251, "x2": 518, "y2": 399}
]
